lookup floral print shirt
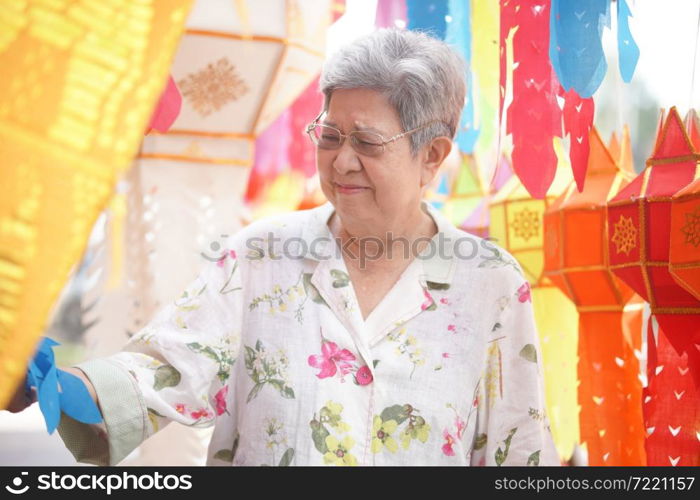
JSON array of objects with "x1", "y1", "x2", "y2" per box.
[{"x1": 63, "y1": 201, "x2": 559, "y2": 466}]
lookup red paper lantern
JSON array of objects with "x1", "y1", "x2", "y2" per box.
[
  {"x1": 669, "y1": 110, "x2": 700, "y2": 299},
  {"x1": 607, "y1": 107, "x2": 700, "y2": 335},
  {"x1": 607, "y1": 107, "x2": 700, "y2": 466}
]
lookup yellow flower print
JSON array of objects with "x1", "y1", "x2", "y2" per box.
[
  {"x1": 399, "y1": 419, "x2": 430, "y2": 450},
  {"x1": 371, "y1": 416, "x2": 399, "y2": 454},
  {"x1": 387, "y1": 327, "x2": 425, "y2": 378},
  {"x1": 323, "y1": 435, "x2": 357, "y2": 466},
  {"x1": 321, "y1": 401, "x2": 352, "y2": 432},
  {"x1": 326, "y1": 400, "x2": 343, "y2": 415}
]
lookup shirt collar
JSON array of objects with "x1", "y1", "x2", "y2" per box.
[{"x1": 300, "y1": 200, "x2": 456, "y2": 285}]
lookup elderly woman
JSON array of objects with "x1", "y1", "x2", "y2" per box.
[{"x1": 10, "y1": 28, "x2": 558, "y2": 466}]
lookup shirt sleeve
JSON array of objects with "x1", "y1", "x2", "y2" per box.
[
  {"x1": 470, "y1": 268, "x2": 560, "y2": 466},
  {"x1": 57, "y1": 237, "x2": 244, "y2": 466}
]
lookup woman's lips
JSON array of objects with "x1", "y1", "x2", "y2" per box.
[{"x1": 335, "y1": 182, "x2": 369, "y2": 194}]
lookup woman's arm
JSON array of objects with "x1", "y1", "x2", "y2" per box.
[{"x1": 4, "y1": 367, "x2": 97, "y2": 414}]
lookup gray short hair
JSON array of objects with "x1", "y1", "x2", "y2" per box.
[{"x1": 320, "y1": 28, "x2": 466, "y2": 155}]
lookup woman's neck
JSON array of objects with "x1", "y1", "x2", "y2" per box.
[{"x1": 328, "y1": 205, "x2": 438, "y2": 269}]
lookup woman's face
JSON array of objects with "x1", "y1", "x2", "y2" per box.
[{"x1": 316, "y1": 88, "x2": 433, "y2": 234}]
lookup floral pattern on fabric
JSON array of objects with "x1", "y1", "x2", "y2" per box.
[{"x1": 80, "y1": 202, "x2": 559, "y2": 466}]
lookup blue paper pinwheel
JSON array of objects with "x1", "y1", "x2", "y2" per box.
[{"x1": 25, "y1": 337, "x2": 103, "y2": 434}]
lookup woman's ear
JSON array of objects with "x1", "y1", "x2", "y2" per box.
[{"x1": 420, "y1": 136, "x2": 453, "y2": 188}]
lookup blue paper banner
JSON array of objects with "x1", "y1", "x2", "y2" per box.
[
  {"x1": 617, "y1": 0, "x2": 640, "y2": 82},
  {"x1": 549, "y1": 0, "x2": 610, "y2": 98},
  {"x1": 445, "y1": 0, "x2": 479, "y2": 153},
  {"x1": 406, "y1": 0, "x2": 448, "y2": 39},
  {"x1": 25, "y1": 337, "x2": 102, "y2": 434}
]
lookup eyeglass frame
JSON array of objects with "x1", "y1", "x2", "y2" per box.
[{"x1": 304, "y1": 110, "x2": 439, "y2": 156}]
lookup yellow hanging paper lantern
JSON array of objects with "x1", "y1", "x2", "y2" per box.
[
  {"x1": 489, "y1": 140, "x2": 579, "y2": 461},
  {"x1": 0, "y1": 0, "x2": 193, "y2": 409}
]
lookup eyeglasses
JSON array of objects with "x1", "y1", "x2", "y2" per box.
[{"x1": 304, "y1": 111, "x2": 436, "y2": 157}]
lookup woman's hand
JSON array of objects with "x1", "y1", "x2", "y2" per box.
[
  {"x1": 4, "y1": 377, "x2": 36, "y2": 413},
  {"x1": 4, "y1": 367, "x2": 98, "y2": 414}
]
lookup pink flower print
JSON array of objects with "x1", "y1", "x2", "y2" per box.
[
  {"x1": 308, "y1": 340, "x2": 357, "y2": 379},
  {"x1": 447, "y1": 324, "x2": 456, "y2": 333},
  {"x1": 216, "y1": 249, "x2": 237, "y2": 267},
  {"x1": 455, "y1": 416, "x2": 466, "y2": 439},
  {"x1": 354, "y1": 365, "x2": 373, "y2": 386},
  {"x1": 175, "y1": 404, "x2": 186, "y2": 414},
  {"x1": 191, "y1": 408, "x2": 213, "y2": 420},
  {"x1": 473, "y1": 395, "x2": 479, "y2": 408},
  {"x1": 442, "y1": 352, "x2": 451, "y2": 358},
  {"x1": 440, "y1": 297, "x2": 450, "y2": 305},
  {"x1": 214, "y1": 386, "x2": 229, "y2": 416},
  {"x1": 421, "y1": 289, "x2": 436, "y2": 311},
  {"x1": 442, "y1": 429, "x2": 456, "y2": 456},
  {"x1": 517, "y1": 281, "x2": 531, "y2": 303}
]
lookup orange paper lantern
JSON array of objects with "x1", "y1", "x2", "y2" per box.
[{"x1": 544, "y1": 126, "x2": 645, "y2": 465}]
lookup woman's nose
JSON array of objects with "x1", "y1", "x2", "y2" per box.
[{"x1": 332, "y1": 140, "x2": 362, "y2": 174}]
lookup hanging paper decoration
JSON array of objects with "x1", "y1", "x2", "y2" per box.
[
  {"x1": 471, "y1": 0, "x2": 500, "y2": 163},
  {"x1": 607, "y1": 107, "x2": 700, "y2": 336},
  {"x1": 669, "y1": 112, "x2": 700, "y2": 299},
  {"x1": 506, "y1": 1, "x2": 562, "y2": 199},
  {"x1": 549, "y1": 0, "x2": 639, "y2": 95},
  {"x1": 490, "y1": 140, "x2": 579, "y2": 461},
  {"x1": 616, "y1": 0, "x2": 640, "y2": 83},
  {"x1": 289, "y1": 77, "x2": 324, "y2": 180},
  {"x1": 145, "y1": 76, "x2": 183, "y2": 135},
  {"x1": 445, "y1": 0, "x2": 479, "y2": 153},
  {"x1": 375, "y1": 0, "x2": 407, "y2": 28},
  {"x1": 544, "y1": 126, "x2": 646, "y2": 465},
  {"x1": 499, "y1": 0, "x2": 517, "y2": 123},
  {"x1": 607, "y1": 107, "x2": 700, "y2": 466},
  {"x1": 562, "y1": 88, "x2": 595, "y2": 192},
  {"x1": 406, "y1": 0, "x2": 448, "y2": 39},
  {"x1": 26, "y1": 337, "x2": 103, "y2": 434},
  {"x1": 459, "y1": 154, "x2": 513, "y2": 238},
  {"x1": 549, "y1": 0, "x2": 610, "y2": 99},
  {"x1": 442, "y1": 153, "x2": 485, "y2": 226},
  {"x1": 246, "y1": 109, "x2": 293, "y2": 204},
  {"x1": 643, "y1": 315, "x2": 700, "y2": 466},
  {"x1": 491, "y1": 141, "x2": 572, "y2": 286},
  {"x1": 0, "y1": 0, "x2": 193, "y2": 409},
  {"x1": 331, "y1": 0, "x2": 346, "y2": 22}
]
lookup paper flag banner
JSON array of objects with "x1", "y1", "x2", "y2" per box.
[
  {"x1": 549, "y1": 0, "x2": 610, "y2": 98},
  {"x1": 472, "y1": 0, "x2": 500, "y2": 161},
  {"x1": 26, "y1": 337, "x2": 102, "y2": 434},
  {"x1": 616, "y1": 0, "x2": 640, "y2": 83},
  {"x1": 507, "y1": 1, "x2": 562, "y2": 199},
  {"x1": 446, "y1": 0, "x2": 479, "y2": 153},
  {"x1": 0, "y1": 0, "x2": 193, "y2": 409},
  {"x1": 562, "y1": 88, "x2": 595, "y2": 192},
  {"x1": 375, "y1": 0, "x2": 407, "y2": 28},
  {"x1": 406, "y1": 0, "x2": 448, "y2": 39},
  {"x1": 145, "y1": 75, "x2": 182, "y2": 134}
]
